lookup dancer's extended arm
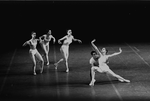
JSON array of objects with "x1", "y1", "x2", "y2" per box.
[
  {"x1": 107, "y1": 48, "x2": 122, "y2": 58},
  {"x1": 51, "y1": 35, "x2": 56, "y2": 43},
  {"x1": 72, "y1": 36, "x2": 82, "y2": 43},
  {"x1": 91, "y1": 39, "x2": 102, "y2": 56}
]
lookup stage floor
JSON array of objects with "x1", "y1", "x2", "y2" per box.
[{"x1": 1, "y1": 43, "x2": 150, "y2": 101}]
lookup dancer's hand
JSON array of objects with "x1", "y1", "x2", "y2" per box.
[
  {"x1": 23, "y1": 41, "x2": 29, "y2": 46},
  {"x1": 78, "y1": 40, "x2": 82, "y2": 43},
  {"x1": 53, "y1": 40, "x2": 56, "y2": 44},
  {"x1": 58, "y1": 40, "x2": 61, "y2": 44},
  {"x1": 22, "y1": 43, "x2": 25, "y2": 46},
  {"x1": 91, "y1": 39, "x2": 96, "y2": 43}
]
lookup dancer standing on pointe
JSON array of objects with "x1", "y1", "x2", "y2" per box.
[
  {"x1": 23, "y1": 32, "x2": 44, "y2": 75},
  {"x1": 54, "y1": 29, "x2": 82, "y2": 72},
  {"x1": 89, "y1": 39, "x2": 130, "y2": 86},
  {"x1": 39, "y1": 30, "x2": 56, "y2": 65}
]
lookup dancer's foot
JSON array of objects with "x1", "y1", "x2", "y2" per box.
[
  {"x1": 118, "y1": 79, "x2": 130, "y2": 83},
  {"x1": 46, "y1": 62, "x2": 49, "y2": 66},
  {"x1": 124, "y1": 79, "x2": 130, "y2": 83},
  {"x1": 89, "y1": 79, "x2": 96, "y2": 86},
  {"x1": 33, "y1": 72, "x2": 36, "y2": 75},
  {"x1": 66, "y1": 69, "x2": 69, "y2": 73},
  {"x1": 118, "y1": 79, "x2": 124, "y2": 82},
  {"x1": 89, "y1": 82, "x2": 94, "y2": 86}
]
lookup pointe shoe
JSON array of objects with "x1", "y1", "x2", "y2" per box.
[
  {"x1": 33, "y1": 72, "x2": 36, "y2": 75},
  {"x1": 118, "y1": 79, "x2": 130, "y2": 83},
  {"x1": 124, "y1": 79, "x2": 130, "y2": 83},
  {"x1": 89, "y1": 79, "x2": 96, "y2": 86},
  {"x1": 66, "y1": 69, "x2": 69, "y2": 73},
  {"x1": 46, "y1": 62, "x2": 49, "y2": 66},
  {"x1": 89, "y1": 82, "x2": 94, "y2": 86}
]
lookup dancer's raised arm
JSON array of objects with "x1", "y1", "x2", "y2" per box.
[
  {"x1": 91, "y1": 39, "x2": 102, "y2": 56},
  {"x1": 107, "y1": 48, "x2": 122, "y2": 58}
]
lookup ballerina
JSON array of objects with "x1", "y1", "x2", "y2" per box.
[
  {"x1": 39, "y1": 30, "x2": 56, "y2": 65},
  {"x1": 23, "y1": 32, "x2": 44, "y2": 75},
  {"x1": 54, "y1": 29, "x2": 82, "y2": 72}
]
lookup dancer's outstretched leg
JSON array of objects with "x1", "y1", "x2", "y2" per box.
[{"x1": 106, "y1": 69, "x2": 130, "y2": 83}]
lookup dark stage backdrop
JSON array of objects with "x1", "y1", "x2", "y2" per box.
[{"x1": 0, "y1": 1, "x2": 150, "y2": 52}]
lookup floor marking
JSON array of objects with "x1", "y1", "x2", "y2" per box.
[
  {"x1": 0, "y1": 49, "x2": 17, "y2": 94},
  {"x1": 125, "y1": 43, "x2": 150, "y2": 95},
  {"x1": 53, "y1": 45, "x2": 60, "y2": 98},
  {"x1": 53, "y1": 45, "x2": 57, "y2": 63},
  {"x1": 106, "y1": 74, "x2": 123, "y2": 101},
  {"x1": 107, "y1": 45, "x2": 123, "y2": 101},
  {"x1": 133, "y1": 46, "x2": 140, "y2": 52},
  {"x1": 125, "y1": 43, "x2": 150, "y2": 67}
]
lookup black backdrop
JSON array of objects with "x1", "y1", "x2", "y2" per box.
[{"x1": 0, "y1": 1, "x2": 150, "y2": 52}]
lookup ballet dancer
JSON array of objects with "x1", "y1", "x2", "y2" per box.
[
  {"x1": 23, "y1": 32, "x2": 44, "y2": 75},
  {"x1": 39, "y1": 30, "x2": 56, "y2": 65},
  {"x1": 54, "y1": 29, "x2": 82, "y2": 72},
  {"x1": 89, "y1": 39, "x2": 130, "y2": 86}
]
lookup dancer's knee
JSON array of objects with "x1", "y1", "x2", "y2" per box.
[
  {"x1": 33, "y1": 62, "x2": 36, "y2": 67},
  {"x1": 91, "y1": 67, "x2": 97, "y2": 73},
  {"x1": 65, "y1": 60, "x2": 68, "y2": 64}
]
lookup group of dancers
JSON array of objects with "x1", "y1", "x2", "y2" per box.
[
  {"x1": 23, "y1": 29, "x2": 130, "y2": 86},
  {"x1": 23, "y1": 29, "x2": 81, "y2": 75}
]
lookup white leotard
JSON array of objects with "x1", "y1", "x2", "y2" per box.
[
  {"x1": 98, "y1": 55, "x2": 110, "y2": 71},
  {"x1": 42, "y1": 35, "x2": 52, "y2": 45},
  {"x1": 63, "y1": 35, "x2": 73, "y2": 45},
  {"x1": 29, "y1": 39, "x2": 38, "y2": 50},
  {"x1": 98, "y1": 55, "x2": 108, "y2": 65}
]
